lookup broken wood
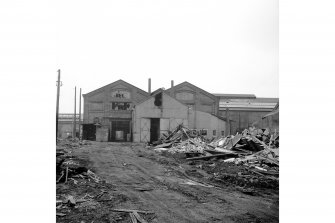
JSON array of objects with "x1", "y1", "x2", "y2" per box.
[
  {"x1": 65, "y1": 167, "x2": 69, "y2": 183},
  {"x1": 56, "y1": 213, "x2": 66, "y2": 217},
  {"x1": 182, "y1": 128, "x2": 190, "y2": 139},
  {"x1": 225, "y1": 134, "x2": 242, "y2": 150},
  {"x1": 67, "y1": 195, "x2": 76, "y2": 205},
  {"x1": 133, "y1": 211, "x2": 149, "y2": 223},
  {"x1": 186, "y1": 153, "x2": 237, "y2": 161},
  {"x1": 129, "y1": 213, "x2": 138, "y2": 223},
  {"x1": 56, "y1": 171, "x2": 64, "y2": 183},
  {"x1": 154, "y1": 142, "x2": 172, "y2": 149},
  {"x1": 110, "y1": 209, "x2": 154, "y2": 214}
]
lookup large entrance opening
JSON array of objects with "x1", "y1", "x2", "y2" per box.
[
  {"x1": 110, "y1": 119, "x2": 131, "y2": 142},
  {"x1": 82, "y1": 124, "x2": 96, "y2": 141},
  {"x1": 150, "y1": 118, "x2": 160, "y2": 143}
]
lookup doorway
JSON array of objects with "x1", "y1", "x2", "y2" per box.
[
  {"x1": 150, "y1": 118, "x2": 160, "y2": 143},
  {"x1": 82, "y1": 124, "x2": 96, "y2": 141},
  {"x1": 110, "y1": 120, "x2": 131, "y2": 142}
]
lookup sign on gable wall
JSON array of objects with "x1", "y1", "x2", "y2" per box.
[{"x1": 111, "y1": 90, "x2": 131, "y2": 99}]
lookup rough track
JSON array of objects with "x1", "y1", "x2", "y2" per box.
[{"x1": 72, "y1": 142, "x2": 279, "y2": 223}]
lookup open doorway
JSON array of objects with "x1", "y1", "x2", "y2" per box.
[
  {"x1": 110, "y1": 120, "x2": 131, "y2": 142},
  {"x1": 150, "y1": 118, "x2": 160, "y2": 143},
  {"x1": 82, "y1": 124, "x2": 96, "y2": 141}
]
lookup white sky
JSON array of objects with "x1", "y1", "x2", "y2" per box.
[{"x1": 57, "y1": 0, "x2": 278, "y2": 113}]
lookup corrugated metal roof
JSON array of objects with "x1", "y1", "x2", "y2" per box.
[
  {"x1": 213, "y1": 93, "x2": 257, "y2": 99},
  {"x1": 219, "y1": 98, "x2": 278, "y2": 109}
]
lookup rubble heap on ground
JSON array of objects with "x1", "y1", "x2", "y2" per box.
[{"x1": 151, "y1": 125, "x2": 279, "y2": 183}]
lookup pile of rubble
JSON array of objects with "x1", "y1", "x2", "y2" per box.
[
  {"x1": 152, "y1": 125, "x2": 279, "y2": 182},
  {"x1": 56, "y1": 141, "x2": 98, "y2": 184}
]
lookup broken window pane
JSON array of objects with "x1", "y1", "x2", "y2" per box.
[{"x1": 111, "y1": 102, "x2": 131, "y2": 110}]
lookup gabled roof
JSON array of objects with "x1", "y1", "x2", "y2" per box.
[
  {"x1": 135, "y1": 90, "x2": 188, "y2": 109},
  {"x1": 83, "y1": 79, "x2": 149, "y2": 97},
  {"x1": 165, "y1": 81, "x2": 217, "y2": 101},
  {"x1": 150, "y1": 88, "x2": 165, "y2": 96}
]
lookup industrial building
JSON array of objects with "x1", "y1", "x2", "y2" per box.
[
  {"x1": 215, "y1": 94, "x2": 279, "y2": 134},
  {"x1": 57, "y1": 114, "x2": 81, "y2": 138},
  {"x1": 81, "y1": 79, "x2": 278, "y2": 142},
  {"x1": 82, "y1": 79, "x2": 149, "y2": 141}
]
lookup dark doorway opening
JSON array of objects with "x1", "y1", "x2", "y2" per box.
[
  {"x1": 82, "y1": 124, "x2": 96, "y2": 141},
  {"x1": 150, "y1": 118, "x2": 160, "y2": 143},
  {"x1": 110, "y1": 120, "x2": 131, "y2": 142}
]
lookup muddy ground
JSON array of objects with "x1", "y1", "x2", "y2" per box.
[{"x1": 56, "y1": 141, "x2": 279, "y2": 223}]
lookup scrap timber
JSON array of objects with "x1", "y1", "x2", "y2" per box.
[{"x1": 151, "y1": 124, "x2": 279, "y2": 182}]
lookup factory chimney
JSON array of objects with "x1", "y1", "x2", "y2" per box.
[{"x1": 148, "y1": 78, "x2": 151, "y2": 94}]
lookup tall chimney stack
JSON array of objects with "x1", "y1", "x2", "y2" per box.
[
  {"x1": 171, "y1": 80, "x2": 174, "y2": 88},
  {"x1": 148, "y1": 78, "x2": 151, "y2": 94}
]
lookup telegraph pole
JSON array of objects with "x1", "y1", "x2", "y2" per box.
[
  {"x1": 56, "y1": 69, "x2": 61, "y2": 141},
  {"x1": 78, "y1": 88, "x2": 82, "y2": 140},
  {"x1": 73, "y1": 87, "x2": 77, "y2": 139},
  {"x1": 226, "y1": 107, "x2": 230, "y2": 136}
]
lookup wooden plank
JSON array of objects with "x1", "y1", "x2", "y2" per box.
[
  {"x1": 110, "y1": 209, "x2": 154, "y2": 214},
  {"x1": 133, "y1": 211, "x2": 148, "y2": 223},
  {"x1": 226, "y1": 134, "x2": 242, "y2": 150},
  {"x1": 56, "y1": 171, "x2": 64, "y2": 183},
  {"x1": 186, "y1": 153, "x2": 237, "y2": 161},
  {"x1": 154, "y1": 142, "x2": 172, "y2": 149},
  {"x1": 129, "y1": 213, "x2": 138, "y2": 223},
  {"x1": 65, "y1": 167, "x2": 69, "y2": 183}
]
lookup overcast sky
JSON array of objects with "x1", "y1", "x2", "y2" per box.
[{"x1": 56, "y1": 0, "x2": 278, "y2": 113}]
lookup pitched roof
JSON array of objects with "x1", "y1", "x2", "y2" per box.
[
  {"x1": 83, "y1": 79, "x2": 149, "y2": 97},
  {"x1": 165, "y1": 81, "x2": 217, "y2": 100},
  {"x1": 135, "y1": 90, "x2": 188, "y2": 109}
]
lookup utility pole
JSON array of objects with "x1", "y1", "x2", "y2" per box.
[
  {"x1": 56, "y1": 69, "x2": 62, "y2": 141},
  {"x1": 226, "y1": 107, "x2": 230, "y2": 136},
  {"x1": 78, "y1": 88, "x2": 82, "y2": 140},
  {"x1": 73, "y1": 87, "x2": 77, "y2": 139}
]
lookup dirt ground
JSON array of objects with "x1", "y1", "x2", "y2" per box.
[{"x1": 56, "y1": 142, "x2": 279, "y2": 223}]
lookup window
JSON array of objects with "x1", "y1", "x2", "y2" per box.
[
  {"x1": 112, "y1": 102, "x2": 131, "y2": 110},
  {"x1": 154, "y1": 92, "x2": 162, "y2": 106},
  {"x1": 189, "y1": 129, "x2": 197, "y2": 135},
  {"x1": 213, "y1": 130, "x2": 216, "y2": 136},
  {"x1": 200, "y1": 129, "x2": 208, "y2": 136},
  {"x1": 93, "y1": 117, "x2": 100, "y2": 124}
]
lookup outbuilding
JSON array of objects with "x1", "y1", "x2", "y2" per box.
[{"x1": 133, "y1": 90, "x2": 226, "y2": 143}]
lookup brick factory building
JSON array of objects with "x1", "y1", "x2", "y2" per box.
[{"x1": 81, "y1": 79, "x2": 278, "y2": 142}]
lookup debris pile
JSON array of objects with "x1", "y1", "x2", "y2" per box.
[
  {"x1": 152, "y1": 125, "x2": 210, "y2": 154},
  {"x1": 151, "y1": 125, "x2": 279, "y2": 188}
]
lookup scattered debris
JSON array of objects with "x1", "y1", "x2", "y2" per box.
[
  {"x1": 130, "y1": 212, "x2": 138, "y2": 223},
  {"x1": 132, "y1": 211, "x2": 149, "y2": 223},
  {"x1": 110, "y1": 209, "x2": 154, "y2": 214},
  {"x1": 151, "y1": 124, "x2": 279, "y2": 188},
  {"x1": 56, "y1": 213, "x2": 66, "y2": 217}
]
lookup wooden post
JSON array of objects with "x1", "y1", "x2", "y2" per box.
[
  {"x1": 226, "y1": 107, "x2": 230, "y2": 136},
  {"x1": 56, "y1": 69, "x2": 61, "y2": 141},
  {"x1": 78, "y1": 88, "x2": 82, "y2": 139},
  {"x1": 73, "y1": 87, "x2": 77, "y2": 138}
]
